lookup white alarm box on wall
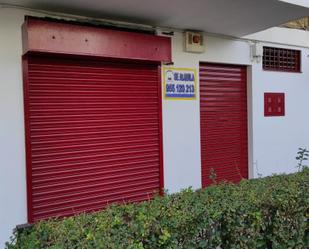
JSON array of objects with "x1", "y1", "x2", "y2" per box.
[{"x1": 184, "y1": 31, "x2": 205, "y2": 53}]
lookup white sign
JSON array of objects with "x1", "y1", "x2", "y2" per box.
[{"x1": 163, "y1": 67, "x2": 197, "y2": 100}]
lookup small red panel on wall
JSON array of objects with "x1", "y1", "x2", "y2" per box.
[{"x1": 264, "y1": 93, "x2": 285, "y2": 117}]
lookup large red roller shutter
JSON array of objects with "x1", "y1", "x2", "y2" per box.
[
  {"x1": 200, "y1": 63, "x2": 248, "y2": 187},
  {"x1": 24, "y1": 55, "x2": 163, "y2": 222}
]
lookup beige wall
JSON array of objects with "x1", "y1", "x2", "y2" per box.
[{"x1": 282, "y1": 17, "x2": 309, "y2": 30}]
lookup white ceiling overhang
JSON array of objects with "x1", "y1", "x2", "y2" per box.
[{"x1": 1, "y1": 0, "x2": 309, "y2": 36}]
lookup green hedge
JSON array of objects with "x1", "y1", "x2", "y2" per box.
[{"x1": 6, "y1": 169, "x2": 309, "y2": 249}]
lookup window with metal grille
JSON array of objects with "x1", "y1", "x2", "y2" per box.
[{"x1": 263, "y1": 47, "x2": 301, "y2": 72}]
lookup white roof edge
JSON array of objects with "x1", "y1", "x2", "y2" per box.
[
  {"x1": 244, "y1": 26, "x2": 309, "y2": 49},
  {"x1": 278, "y1": 0, "x2": 309, "y2": 8}
]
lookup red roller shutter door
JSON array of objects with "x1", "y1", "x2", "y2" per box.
[
  {"x1": 200, "y1": 63, "x2": 248, "y2": 187},
  {"x1": 24, "y1": 55, "x2": 163, "y2": 222}
]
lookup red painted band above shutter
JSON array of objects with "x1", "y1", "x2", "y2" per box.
[{"x1": 22, "y1": 17, "x2": 172, "y2": 63}]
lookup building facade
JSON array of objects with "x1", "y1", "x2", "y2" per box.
[{"x1": 1, "y1": 4, "x2": 309, "y2": 247}]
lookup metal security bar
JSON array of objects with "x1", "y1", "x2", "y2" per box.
[{"x1": 263, "y1": 46, "x2": 301, "y2": 72}]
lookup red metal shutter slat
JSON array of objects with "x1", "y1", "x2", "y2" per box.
[
  {"x1": 200, "y1": 63, "x2": 248, "y2": 187},
  {"x1": 25, "y1": 55, "x2": 162, "y2": 222}
]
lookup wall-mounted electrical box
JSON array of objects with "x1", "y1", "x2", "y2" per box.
[
  {"x1": 264, "y1": 93, "x2": 285, "y2": 117},
  {"x1": 250, "y1": 43, "x2": 263, "y2": 62},
  {"x1": 184, "y1": 31, "x2": 205, "y2": 53}
]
